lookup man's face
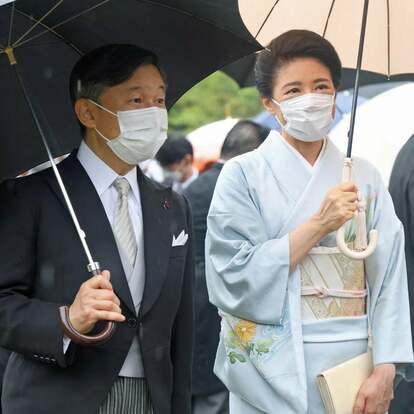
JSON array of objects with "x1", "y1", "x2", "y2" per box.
[
  {"x1": 86, "y1": 64, "x2": 166, "y2": 140},
  {"x1": 164, "y1": 154, "x2": 193, "y2": 183}
]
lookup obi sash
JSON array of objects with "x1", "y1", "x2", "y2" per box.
[{"x1": 300, "y1": 246, "x2": 367, "y2": 321}]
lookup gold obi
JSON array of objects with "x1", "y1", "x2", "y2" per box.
[{"x1": 300, "y1": 247, "x2": 367, "y2": 321}]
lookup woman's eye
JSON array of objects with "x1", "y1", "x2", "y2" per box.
[
  {"x1": 131, "y1": 98, "x2": 142, "y2": 104},
  {"x1": 316, "y1": 84, "x2": 329, "y2": 90},
  {"x1": 286, "y1": 88, "x2": 300, "y2": 95},
  {"x1": 156, "y1": 98, "x2": 165, "y2": 105}
]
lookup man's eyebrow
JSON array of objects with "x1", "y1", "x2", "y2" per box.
[{"x1": 127, "y1": 85, "x2": 166, "y2": 91}]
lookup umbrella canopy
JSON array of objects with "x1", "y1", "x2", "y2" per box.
[
  {"x1": 330, "y1": 83, "x2": 414, "y2": 186},
  {"x1": 222, "y1": 53, "x2": 414, "y2": 90},
  {"x1": 238, "y1": 0, "x2": 414, "y2": 77},
  {"x1": 0, "y1": 0, "x2": 260, "y2": 181}
]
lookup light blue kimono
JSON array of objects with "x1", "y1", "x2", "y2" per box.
[{"x1": 205, "y1": 131, "x2": 414, "y2": 413}]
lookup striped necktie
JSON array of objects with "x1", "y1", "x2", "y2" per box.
[{"x1": 113, "y1": 177, "x2": 137, "y2": 267}]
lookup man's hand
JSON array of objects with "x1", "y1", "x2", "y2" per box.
[
  {"x1": 353, "y1": 364, "x2": 396, "y2": 414},
  {"x1": 68, "y1": 270, "x2": 125, "y2": 334}
]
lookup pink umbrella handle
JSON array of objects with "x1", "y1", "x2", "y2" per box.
[
  {"x1": 336, "y1": 227, "x2": 378, "y2": 259},
  {"x1": 336, "y1": 158, "x2": 378, "y2": 259}
]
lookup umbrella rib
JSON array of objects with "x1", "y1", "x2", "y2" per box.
[
  {"x1": 13, "y1": 8, "x2": 83, "y2": 55},
  {"x1": 322, "y1": 0, "x2": 336, "y2": 38},
  {"x1": 255, "y1": 0, "x2": 280, "y2": 39},
  {"x1": 12, "y1": 0, "x2": 64, "y2": 47},
  {"x1": 13, "y1": 0, "x2": 111, "y2": 49},
  {"x1": 7, "y1": 1, "x2": 16, "y2": 46},
  {"x1": 14, "y1": 0, "x2": 259, "y2": 52},
  {"x1": 387, "y1": 0, "x2": 390, "y2": 77}
]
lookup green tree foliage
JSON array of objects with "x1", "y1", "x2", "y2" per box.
[{"x1": 169, "y1": 71, "x2": 262, "y2": 133}]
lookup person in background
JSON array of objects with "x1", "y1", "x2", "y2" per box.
[
  {"x1": 184, "y1": 120, "x2": 270, "y2": 414},
  {"x1": 388, "y1": 134, "x2": 414, "y2": 414},
  {"x1": 156, "y1": 135, "x2": 198, "y2": 193}
]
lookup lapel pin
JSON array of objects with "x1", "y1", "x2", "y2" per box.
[{"x1": 162, "y1": 199, "x2": 172, "y2": 210}]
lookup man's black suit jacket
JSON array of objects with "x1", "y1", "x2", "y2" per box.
[
  {"x1": 389, "y1": 135, "x2": 414, "y2": 413},
  {"x1": 0, "y1": 151, "x2": 194, "y2": 414},
  {"x1": 184, "y1": 163, "x2": 225, "y2": 396}
]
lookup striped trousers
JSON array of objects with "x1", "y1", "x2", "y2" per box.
[{"x1": 98, "y1": 377, "x2": 154, "y2": 414}]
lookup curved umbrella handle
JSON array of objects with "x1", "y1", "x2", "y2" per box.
[
  {"x1": 336, "y1": 226, "x2": 378, "y2": 260},
  {"x1": 336, "y1": 157, "x2": 378, "y2": 259},
  {"x1": 59, "y1": 262, "x2": 116, "y2": 346},
  {"x1": 59, "y1": 306, "x2": 116, "y2": 346}
]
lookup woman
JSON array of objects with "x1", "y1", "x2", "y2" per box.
[{"x1": 205, "y1": 30, "x2": 414, "y2": 414}]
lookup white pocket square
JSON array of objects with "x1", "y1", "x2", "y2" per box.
[{"x1": 172, "y1": 230, "x2": 188, "y2": 247}]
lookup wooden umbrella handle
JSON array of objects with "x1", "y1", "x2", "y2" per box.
[
  {"x1": 59, "y1": 262, "x2": 116, "y2": 346},
  {"x1": 59, "y1": 306, "x2": 116, "y2": 346}
]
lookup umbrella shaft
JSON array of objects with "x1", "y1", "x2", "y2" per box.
[
  {"x1": 13, "y1": 66, "x2": 96, "y2": 268},
  {"x1": 347, "y1": 0, "x2": 369, "y2": 158}
]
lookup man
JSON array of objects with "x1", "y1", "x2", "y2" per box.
[
  {"x1": 389, "y1": 135, "x2": 414, "y2": 414},
  {"x1": 184, "y1": 120, "x2": 269, "y2": 414},
  {"x1": 156, "y1": 136, "x2": 198, "y2": 193},
  {"x1": 0, "y1": 44, "x2": 194, "y2": 414}
]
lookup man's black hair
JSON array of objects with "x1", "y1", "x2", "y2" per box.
[
  {"x1": 220, "y1": 120, "x2": 270, "y2": 160},
  {"x1": 156, "y1": 136, "x2": 193, "y2": 167}
]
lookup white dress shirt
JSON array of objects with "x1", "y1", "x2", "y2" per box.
[{"x1": 64, "y1": 141, "x2": 146, "y2": 378}]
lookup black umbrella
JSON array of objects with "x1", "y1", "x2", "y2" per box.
[
  {"x1": 0, "y1": 0, "x2": 260, "y2": 181},
  {"x1": 0, "y1": 0, "x2": 260, "y2": 344}
]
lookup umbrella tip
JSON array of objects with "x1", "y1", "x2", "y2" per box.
[{"x1": 5, "y1": 47, "x2": 17, "y2": 66}]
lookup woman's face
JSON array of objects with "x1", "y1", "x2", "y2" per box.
[{"x1": 262, "y1": 57, "x2": 336, "y2": 125}]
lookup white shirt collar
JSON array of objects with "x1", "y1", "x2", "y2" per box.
[{"x1": 77, "y1": 141, "x2": 140, "y2": 201}]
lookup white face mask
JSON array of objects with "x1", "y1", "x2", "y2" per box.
[
  {"x1": 163, "y1": 169, "x2": 183, "y2": 183},
  {"x1": 90, "y1": 100, "x2": 168, "y2": 165},
  {"x1": 272, "y1": 93, "x2": 334, "y2": 142}
]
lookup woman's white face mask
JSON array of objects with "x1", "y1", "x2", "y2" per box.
[
  {"x1": 90, "y1": 100, "x2": 168, "y2": 165},
  {"x1": 272, "y1": 93, "x2": 335, "y2": 142}
]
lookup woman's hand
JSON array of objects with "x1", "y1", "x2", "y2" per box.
[
  {"x1": 353, "y1": 364, "x2": 396, "y2": 414},
  {"x1": 289, "y1": 182, "x2": 358, "y2": 270},
  {"x1": 313, "y1": 182, "x2": 358, "y2": 236}
]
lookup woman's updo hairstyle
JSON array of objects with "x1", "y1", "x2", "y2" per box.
[{"x1": 255, "y1": 30, "x2": 342, "y2": 98}]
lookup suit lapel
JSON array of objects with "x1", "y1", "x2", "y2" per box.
[
  {"x1": 44, "y1": 152, "x2": 136, "y2": 314},
  {"x1": 137, "y1": 169, "x2": 172, "y2": 318}
]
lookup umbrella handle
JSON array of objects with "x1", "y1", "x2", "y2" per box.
[
  {"x1": 59, "y1": 262, "x2": 116, "y2": 346},
  {"x1": 336, "y1": 227, "x2": 378, "y2": 259},
  {"x1": 336, "y1": 158, "x2": 378, "y2": 259}
]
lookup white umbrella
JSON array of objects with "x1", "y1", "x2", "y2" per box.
[
  {"x1": 239, "y1": 0, "x2": 414, "y2": 76},
  {"x1": 186, "y1": 118, "x2": 239, "y2": 170},
  {"x1": 330, "y1": 82, "x2": 414, "y2": 186}
]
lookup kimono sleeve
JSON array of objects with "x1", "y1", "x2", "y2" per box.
[{"x1": 205, "y1": 159, "x2": 290, "y2": 325}]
